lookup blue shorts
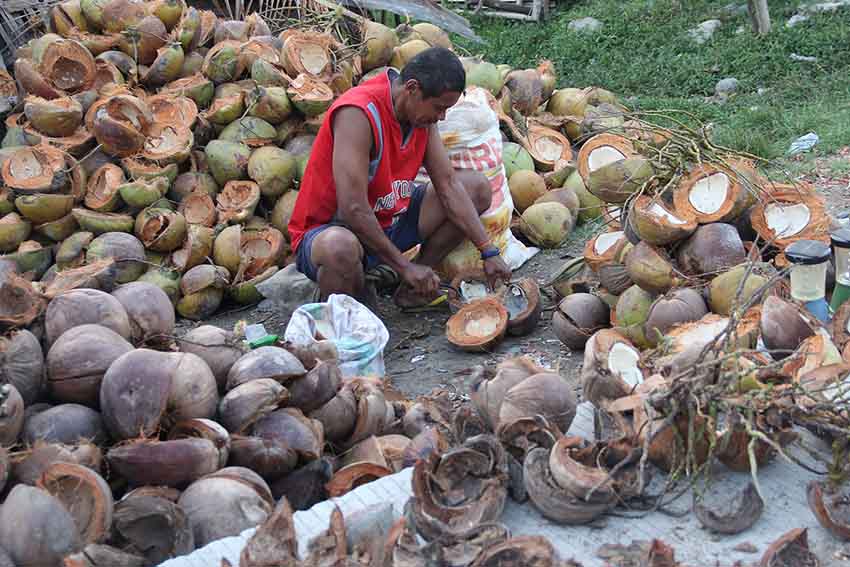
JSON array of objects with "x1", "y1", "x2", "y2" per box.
[{"x1": 295, "y1": 184, "x2": 427, "y2": 282}]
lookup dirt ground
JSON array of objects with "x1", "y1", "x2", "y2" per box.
[{"x1": 187, "y1": 150, "x2": 850, "y2": 401}]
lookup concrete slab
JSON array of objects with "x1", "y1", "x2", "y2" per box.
[{"x1": 160, "y1": 402, "x2": 850, "y2": 566}]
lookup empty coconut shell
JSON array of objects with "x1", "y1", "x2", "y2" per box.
[
  {"x1": 499, "y1": 373, "x2": 577, "y2": 434},
  {"x1": 759, "y1": 528, "x2": 819, "y2": 567},
  {"x1": 219, "y1": 378, "x2": 289, "y2": 433},
  {"x1": 446, "y1": 298, "x2": 508, "y2": 352},
  {"x1": 808, "y1": 481, "x2": 850, "y2": 541},
  {"x1": 37, "y1": 462, "x2": 113, "y2": 544},
  {"x1": 112, "y1": 487, "x2": 195, "y2": 564}
]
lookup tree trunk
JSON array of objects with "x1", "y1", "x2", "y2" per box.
[{"x1": 748, "y1": 0, "x2": 771, "y2": 35}]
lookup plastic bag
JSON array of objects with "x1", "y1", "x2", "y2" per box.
[
  {"x1": 283, "y1": 294, "x2": 389, "y2": 377},
  {"x1": 416, "y1": 87, "x2": 538, "y2": 279}
]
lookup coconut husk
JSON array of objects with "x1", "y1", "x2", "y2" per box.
[
  {"x1": 37, "y1": 462, "x2": 113, "y2": 544},
  {"x1": 85, "y1": 163, "x2": 125, "y2": 212},
  {"x1": 0, "y1": 270, "x2": 45, "y2": 330},
  {"x1": 577, "y1": 133, "x2": 635, "y2": 181},
  {"x1": 446, "y1": 298, "x2": 509, "y2": 352},
  {"x1": 526, "y1": 125, "x2": 573, "y2": 172},
  {"x1": 280, "y1": 31, "x2": 336, "y2": 82},
  {"x1": 673, "y1": 162, "x2": 757, "y2": 224},
  {"x1": 1, "y1": 145, "x2": 68, "y2": 194},
  {"x1": 42, "y1": 259, "x2": 117, "y2": 299},
  {"x1": 40, "y1": 39, "x2": 96, "y2": 94},
  {"x1": 627, "y1": 195, "x2": 697, "y2": 245},
  {"x1": 217, "y1": 181, "x2": 261, "y2": 224},
  {"x1": 178, "y1": 193, "x2": 217, "y2": 227},
  {"x1": 583, "y1": 230, "x2": 628, "y2": 272},
  {"x1": 287, "y1": 74, "x2": 334, "y2": 118},
  {"x1": 750, "y1": 183, "x2": 829, "y2": 249}
]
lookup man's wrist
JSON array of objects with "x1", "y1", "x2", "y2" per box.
[{"x1": 481, "y1": 246, "x2": 501, "y2": 260}]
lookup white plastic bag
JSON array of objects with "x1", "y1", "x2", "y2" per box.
[
  {"x1": 416, "y1": 87, "x2": 538, "y2": 278},
  {"x1": 283, "y1": 294, "x2": 389, "y2": 378}
]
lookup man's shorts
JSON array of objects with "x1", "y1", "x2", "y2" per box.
[{"x1": 295, "y1": 184, "x2": 427, "y2": 282}]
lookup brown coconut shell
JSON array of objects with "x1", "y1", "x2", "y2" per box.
[
  {"x1": 807, "y1": 481, "x2": 850, "y2": 541},
  {"x1": 107, "y1": 437, "x2": 221, "y2": 487},
  {"x1": 252, "y1": 407, "x2": 324, "y2": 462},
  {"x1": 673, "y1": 161, "x2": 758, "y2": 224},
  {"x1": 62, "y1": 544, "x2": 148, "y2": 567},
  {"x1": 503, "y1": 278, "x2": 542, "y2": 337},
  {"x1": 694, "y1": 481, "x2": 764, "y2": 535},
  {"x1": 45, "y1": 288, "x2": 131, "y2": 345},
  {"x1": 269, "y1": 457, "x2": 333, "y2": 510},
  {"x1": 285, "y1": 359, "x2": 342, "y2": 414},
  {"x1": 228, "y1": 435, "x2": 297, "y2": 481},
  {"x1": 625, "y1": 241, "x2": 684, "y2": 294},
  {"x1": 309, "y1": 385, "x2": 358, "y2": 443},
  {"x1": 760, "y1": 296, "x2": 816, "y2": 360},
  {"x1": 0, "y1": 329, "x2": 45, "y2": 406},
  {"x1": 583, "y1": 230, "x2": 628, "y2": 272},
  {"x1": 84, "y1": 163, "x2": 125, "y2": 212},
  {"x1": 581, "y1": 329, "x2": 644, "y2": 406},
  {"x1": 22, "y1": 403, "x2": 107, "y2": 445},
  {"x1": 750, "y1": 183, "x2": 829, "y2": 249},
  {"x1": 37, "y1": 462, "x2": 113, "y2": 544},
  {"x1": 225, "y1": 346, "x2": 306, "y2": 391},
  {"x1": 552, "y1": 293, "x2": 610, "y2": 350},
  {"x1": 675, "y1": 222, "x2": 747, "y2": 277},
  {"x1": 759, "y1": 528, "x2": 819, "y2": 567},
  {"x1": 147, "y1": 94, "x2": 198, "y2": 129},
  {"x1": 470, "y1": 357, "x2": 543, "y2": 430},
  {"x1": 218, "y1": 378, "x2": 289, "y2": 433},
  {"x1": 446, "y1": 298, "x2": 509, "y2": 352},
  {"x1": 499, "y1": 373, "x2": 577, "y2": 434},
  {"x1": 111, "y1": 488, "x2": 195, "y2": 564},
  {"x1": 0, "y1": 447, "x2": 8, "y2": 494},
  {"x1": 326, "y1": 436, "x2": 393, "y2": 497},
  {"x1": 0, "y1": 383, "x2": 25, "y2": 446},
  {"x1": 47, "y1": 324, "x2": 133, "y2": 406},
  {"x1": 0, "y1": 269, "x2": 45, "y2": 331},
  {"x1": 577, "y1": 133, "x2": 634, "y2": 182},
  {"x1": 15, "y1": 58, "x2": 62, "y2": 99},
  {"x1": 627, "y1": 195, "x2": 697, "y2": 246},
  {"x1": 40, "y1": 38, "x2": 96, "y2": 94},
  {"x1": 644, "y1": 288, "x2": 708, "y2": 346},
  {"x1": 178, "y1": 325, "x2": 243, "y2": 390}
]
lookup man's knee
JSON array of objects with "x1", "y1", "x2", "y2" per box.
[
  {"x1": 313, "y1": 227, "x2": 363, "y2": 272},
  {"x1": 465, "y1": 172, "x2": 492, "y2": 214}
]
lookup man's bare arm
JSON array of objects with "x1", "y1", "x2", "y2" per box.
[{"x1": 333, "y1": 107, "x2": 411, "y2": 275}]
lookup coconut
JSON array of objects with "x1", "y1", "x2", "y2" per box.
[
  {"x1": 91, "y1": 98, "x2": 150, "y2": 158},
  {"x1": 508, "y1": 170, "x2": 547, "y2": 213},
  {"x1": 577, "y1": 133, "x2": 635, "y2": 182},
  {"x1": 100, "y1": 0, "x2": 146, "y2": 33},
  {"x1": 2, "y1": 145, "x2": 67, "y2": 194},
  {"x1": 750, "y1": 183, "x2": 828, "y2": 249},
  {"x1": 134, "y1": 208, "x2": 187, "y2": 253},
  {"x1": 23, "y1": 403, "x2": 106, "y2": 445},
  {"x1": 204, "y1": 140, "x2": 251, "y2": 186},
  {"x1": 218, "y1": 116, "x2": 276, "y2": 147},
  {"x1": 673, "y1": 163, "x2": 756, "y2": 224},
  {"x1": 36, "y1": 462, "x2": 113, "y2": 544},
  {"x1": 170, "y1": 171, "x2": 218, "y2": 201},
  {"x1": 247, "y1": 86, "x2": 292, "y2": 125},
  {"x1": 583, "y1": 230, "x2": 627, "y2": 273},
  {"x1": 526, "y1": 125, "x2": 573, "y2": 172},
  {"x1": 552, "y1": 293, "x2": 610, "y2": 350},
  {"x1": 39, "y1": 38, "x2": 96, "y2": 94},
  {"x1": 107, "y1": 438, "x2": 220, "y2": 487},
  {"x1": 121, "y1": 156, "x2": 179, "y2": 186},
  {"x1": 499, "y1": 373, "x2": 576, "y2": 434},
  {"x1": 46, "y1": 324, "x2": 133, "y2": 406},
  {"x1": 676, "y1": 223, "x2": 747, "y2": 277},
  {"x1": 389, "y1": 39, "x2": 430, "y2": 69},
  {"x1": 117, "y1": 177, "x2": 168, "y2": 210},
  {"x1": 547, "y1": 87, "x2": 589, "y2": 118},
  {"x1": 627, "y1": 195, "x2": 697, "y2": 245},
  {"x1": 177, "y1": 264, "x2": 229, "y2": 320},
  {"x1": 111, "y1": 282, "x2": 175, "y2": 346},
  {"x1": 625, "y1": 241, "x2": 684, "y2": 294},
  {"x1": 24, "y1": 96, "x2": 83, "y2": 137},
  {"x1": 171, "y1": 224, "x2": 213, "y2": 273},
  {"x1": 280, "y1": 31, "x2": 335, "y2": 81},
  {"x1": 463, "y1": 58, "x2": 503, "y2": 96},
  {"x1": 586, "y1": 157, "x2": 653, "y2": 204},
  {"x1": 708, "y1": 263, "x2": 771, "y2": 316},
  {"x1": 141, "y1": 123, "x2": 193, "y2": 164},
  {"x1": 225, "y1": 346, "x2": 306, "y2": 391},
  {"x1": 501, "y1": 142, "x2": 534, "y2": 181},
  {"x1": 178, "y1": 471, "x2": 273, "y2": 547},
  {"x1": 519, "y1": 202, "x2": 574, "y2": 248},
  {"x1": 581, "y1": 329, "x2": 644, "y2": 406},
  {"x1": 0, "y1": 213, "x2": 32, "y2": 253},
  {"x1": 644, "y1": 288, "x2": 708, "y2": 346},
  {"x1": 71, "y1": 208, "x2": 134, "y2": 234},
  {"x1": 202, "y1": 41, "x2": 243, "y2": 84},
  {"x1": 142, "y1": 42, "x2": 185, "y2": 87},
  {"x1": 45, "y1": 288, "x2": 131, "y2": 345},
  {"x1": 534, "y1": 187, "x2": 580, "y2": 220},
  {"x1": 246, "y1": 146, "x2": 296, "y2": 199},
  {"x1": 505, "y1": 69, "x2": 544, "y2": 116},
  {"x1": 0, "y1": 485, "x2": 82, "y2": 567},
  {"x1": 0, "y1": 383, "x2": 25, "y2": 445},
  {"x1": 177, "y1": 325, "x2": 243, "y2": 391},
  {"x1": 287, "y1": 74, "x2": 334, "y2": 117},
  {"x1": 84, "y1": 163, "x2": 125, "y2": 212},
  {"x1": 760, "y1": 296, "x2": 816, "y2": 359},
  {"x1": 84, "y1": 231, "x2": 145, "y2": 283},
  {"x1": 0, "y1": 329, "x2": 44, "y2": 406},
  {"x1": 614, "y1": 283, "x2": 653, "y2": 332},
  {"x1": 409, "y1": 22, "x2": 451, "y2": 49}
]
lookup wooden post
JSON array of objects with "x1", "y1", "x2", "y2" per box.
[{"x1": 748, "y1": 0, "x2": 771, "y2": 35}]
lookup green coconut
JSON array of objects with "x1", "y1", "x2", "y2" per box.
[
  {"x1": 615, "y1": 284, "x2": 653, "y2": 326},
  {"x1": 57, "y1": 231, "x2": 94, "y2": 268},
  {"x1": 118, "y1": 177, "x2": 169, "y2": 209},
  {"x1": 177, "y1": 264, "x2": 229, "y2": 319},
  {"x1": 212, "y1": 224, "x2": 242, "y2": 275},
  {"x1": 170, "y1": 172, "x2": 218, "y2": 201},
  {"x1": 134, "y1": 208, "x2": 188, "y2": 252},
  {"x1": 80, "y1": 0, "x2": 109, "y2": 31},
  {"x1": 411, "y1": 22, "x2": 452, "y2": 49},
  {"x1": 204, "y1": 94, "x2": 245, "y2": 125},
  {"x1": 566, "y1": 172, "x2": 603, "y2": 223},
  {"x1": 502, "y1": 142, "x2": 535, "y2": 181},
  {"x1": 35, "y1": 213, "x2": 79, "y2": 242},
  {"x1": 51, "y1": 0, "x2": 90, "y2": 35},
  {"x1": 144, "y1": 42, "x2": 185, "y2": 87},
  {"x1": 287, "y1": 75, "x2": 334, "y2": 117},
  {"x1": 247, "y1": 147, "x2": 296, "y2": 199},
  {"x1": 14, "y1": 194, "x2": 75, "y2": 224},
  {"x1": 137, "y1": 267, "x2": 181, "y2": 304},
  {"x1": 248, "y1": 87, "x2": 292, "y2": 125},
  {"x1": 152, "y1": 0, "x2": 184, "y2": 30},
  {"x1": 463, "y1": 58, "x2": 503, "y2": 96},
  {"x1": 182, "y1": 52, "x2": 205, "y2": 77},
  {"x1": 251, "y1": 58, "x2": 290, "y2": 87},
  {"x1": 175, "y1": 7, "x2": 200, "y2": 52},
  {"x1": 0, "y1": 213, "x2": 33, "y2": 253},
  {"x1": 71, "y1": 208, "x2": 134, "y2": 234},
  {"x1": 122, "y1": 159, "x2": 180, "y2": 186},
  {"x1": 271, "y1": 190, "x2": 298, "y2": 240},
  {"x1": 519, "y1": 202, "x2": 574, "y2": 248},
  {"x1": 5, "y1": 241, "x2": 53, "y2": 278},
  {"x1": 218, "y1": 117, "x2": 277, "y2": 146},
  {"x1": 203, "y1": 40, "x2": 241, "y2": 84},
  {"x1": 709, "y1": 263, "x2": 770, "y2": 316},
  {"x1": 361, "y1": 20, "x2": 399, "y2": 72},
  {"x1": 229, "y1": 266, "x2": 278, "y2": 304},
  {"x1": 586, "y1": 158, "x2": 654, "y2": 204},
  {"x1": 547, "y1": 88, "x2": 589, "y2": 117},
  {"x1": 205, "y1": 140, "x2": 251, "y2": 186},
  {"x1": 86, "y1": 231, "x2": 146, "y2": 283},
  {"x1": 389, "y1": 39, "x2": 429, "y2": 70},
  {"x1": 0, "y1": 189, "x2": 13, "y2": 216}
]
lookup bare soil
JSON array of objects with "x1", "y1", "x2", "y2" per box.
[{"x1": 192, "y1": 152, "x2": 849, "y2": 401}]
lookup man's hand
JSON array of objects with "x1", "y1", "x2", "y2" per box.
[
  {"x1": 483, "y1": 255, "x2": 511, "y2": 290},
  {"x1": 400, "y1": 262, "x2": 440, "y2": 297}
]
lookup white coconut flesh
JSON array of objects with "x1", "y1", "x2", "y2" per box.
[
  {"x1": 648, "y1": 202, "x2": 687, "y2": 225},
  {"x1": 533, "y1": 136, "x2": 564, "y2": 162},
  {"x1": 764, "y1": 203, "x2": 811, "y2": 237},
  {"x1": 464, "y1": 311, "x2": 501, "y2": 337},
  {"x1": 460, "y1": 280, "x2": 488, "y2": 302},
  {"x1": 673, "y1": 317, "x2": 730, "y2": 351},
  {"x1": 594, "y1": 231, "x2": 624, "y2": 255},
  {"x1": 688, "y1": 173, "x2": 729, "y2": 215},
  {"x1": 587, "y1": 146, "x2": 626, "y2": 172},
  {"x1": 299, "y1": 44, "x2": 329, "y2": 75},
  {"x1": 608, "y1": 342, "x2": 643, "y2": 387},
  {"x1": 9, "y1": 151, "x2": 46, "y2": 178}
]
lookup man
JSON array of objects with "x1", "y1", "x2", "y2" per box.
[{"x1": 288, "y1": 47, "x2": 512, "y2": 308}]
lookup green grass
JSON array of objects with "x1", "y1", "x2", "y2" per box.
[{"x1": 453, "y1": 0, "x2": 850, "y2": 161}]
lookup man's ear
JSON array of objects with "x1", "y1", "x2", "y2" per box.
[{"x1": 404, "y1": 78, "x2": 421, "y2": 95}]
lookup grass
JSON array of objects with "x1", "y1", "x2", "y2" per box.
[{"x1": 453, "y1": 0, "x2": 850, "y2": 162}]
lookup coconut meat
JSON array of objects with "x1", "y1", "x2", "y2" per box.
[
  {"x1": 648, "y1": 202, "x2": 687, "y2": 225},
  {"x1": 460, "y1": 280, "x2": 488, "y2": 302},
  {"x1": 587, "y1": 146, "x2": 626, "y2": 172},
  {"x1": 533, "y1": 136, "x2": 564, "y2": 162},
  {"x1": 764, "y1": 203, "x2": 811, "y2": 237},
  {"x1": 298, "y1": 44, "x2": 329, "y2": 75},
  {"x1": 594, "y1": 231, "x2": 624, "y2": 255},
  {"x1": 688, "y1": 172, "x2": 729, "y2": 215},
  {"x1": 464, "y1": 312, "x2": 501, "y2": 337},
  {"x1": 608, "y1": 342, "x2": 643, "y2": 387},
  {"x1": 672, "y1": 317, "x2": 730, "y2": 352}
]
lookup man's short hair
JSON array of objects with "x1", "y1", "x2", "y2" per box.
[{"x1": 400, "y1": 47, "x2": 466, "y2": 99}]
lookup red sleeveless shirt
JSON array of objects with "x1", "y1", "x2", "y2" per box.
[{"x1": 288, "y1": 70, "x2": 431, "y2": 253}]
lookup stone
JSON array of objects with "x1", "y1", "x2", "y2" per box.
[
  {"x1": 733, "y1": 542, "x2": 759, "y2": 554},
  {"x1": 790, "y1": 53, "x2": 818, "y2": 62},
  {"x1": 689, "y1": 19, "x2": 722, "y2": 44},
  {"x1": 786, "y1": 13, "x2": 810, "y2": 26},
  {"x1": 568, "y1": 17, "x2": 603, "y2": 33},
  {"x1": 801, "y1": 0, "x2": 850, "y2": 13},
  {"x1": 715, "y1": 77, "x2": 739, "y2": 96}
]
